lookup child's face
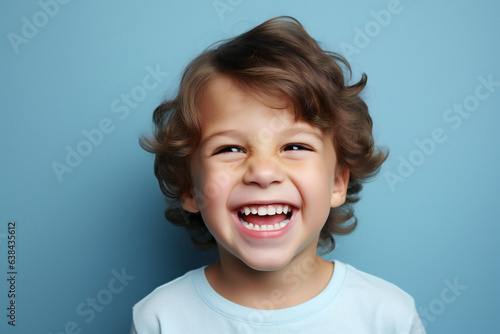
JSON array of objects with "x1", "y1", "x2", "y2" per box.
[{"x1": 181, "y1": 75, "x2": 349, "y2": 271}]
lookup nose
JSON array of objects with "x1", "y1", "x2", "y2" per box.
[{"x1": 242, "y1": 156, "x2": 284, "y2": 188}]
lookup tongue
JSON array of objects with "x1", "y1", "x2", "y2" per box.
[{"x1": 241, "y1": 213, "x2": 287, "y2": 226}]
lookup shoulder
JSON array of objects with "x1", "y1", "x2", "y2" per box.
[
  {"x1": 131, "y1": 266, "x2": 205, "y2": 333},
  {"x1": 335, "y1": 261, "x2": 425, "y2": 332},
  {"x1": 340, "y1": 261, "x2": 415, "y2": 305}
]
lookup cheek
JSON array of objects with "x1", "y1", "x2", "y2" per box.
[
  {"x1": 188, "y1": 161, "x2": 212, "y2": 208},
  {"x1": 298, "y1": 162, "x2": 336, "y2": 213},
  {"x1": 191, "y1": 162, "x2": 232, "y2": 209}
]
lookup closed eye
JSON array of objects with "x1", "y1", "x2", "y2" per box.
[
  {"x1": 282, "y1": 144, "x2": 313, "y2": 152},
  {"x1": 213, "y1": 146, "x2": 246, "y2": 155}
]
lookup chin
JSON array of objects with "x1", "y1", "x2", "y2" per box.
[{"x1": 238, "y1": 252, "x2": 294, "y2": 272}]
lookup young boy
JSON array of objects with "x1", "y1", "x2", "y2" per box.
[{"x1": 131, "y1": 16, "x2": 425, "y2": 333}]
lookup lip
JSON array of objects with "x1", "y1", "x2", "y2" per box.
[
  {"x1": 232, "y1": 200, "x2": 298, "y2": 211},
  {"x1": 231, "y1": 205, "x2": 297, "y2": 239}
]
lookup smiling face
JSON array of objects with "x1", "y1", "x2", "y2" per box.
[{"x1": 181, "y1": 75, "x2": 349, "y2": 271}]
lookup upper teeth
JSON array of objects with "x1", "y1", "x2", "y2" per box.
[{"x1": 239, "y1": 204, "x2": 290, "y2": 216}]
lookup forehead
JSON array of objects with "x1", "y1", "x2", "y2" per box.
[
  {"x1": 195, "y1": 75, "x2": 328, "y2": 146},
  {"x1": 197, "y1": 75, "x2": 293, "y2": 129},
  {"x1": 199, "y1": 74, "x2": 289, "y2": 110}
]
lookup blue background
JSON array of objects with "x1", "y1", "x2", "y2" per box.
[{"x1": 1, "y1": 0, "x2": 499, "y2": 333}]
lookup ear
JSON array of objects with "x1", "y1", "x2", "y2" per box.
[
  {"x1": 330, "y1": 167, "x2": 350, "y2": 208},
  {"x1": 180, "y1": 189, "x2": 200, "y2": 213}
]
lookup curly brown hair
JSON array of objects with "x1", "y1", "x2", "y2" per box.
[{"x1": 140, "y1": 16, "x2": 388, "y2": 252}]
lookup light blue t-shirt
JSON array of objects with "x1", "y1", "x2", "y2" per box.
[{"x1": 131, "y1": 261, "x2": 425, "y2": 333}]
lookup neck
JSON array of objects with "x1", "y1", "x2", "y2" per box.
[{"x1": 205, "y1": 245, "x2": 334, "y2": 310}]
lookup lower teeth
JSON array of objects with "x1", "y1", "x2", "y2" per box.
[{"x1": 239, "y1": 217, "x2": 290, "y2": 231}]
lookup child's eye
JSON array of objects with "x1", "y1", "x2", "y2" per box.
[
  {"x1": 213, "y1": 146, "x2": 245, "y2": 155},
  {"x1": 283, "y1": 144, "x2": 313, "y2": 151}
]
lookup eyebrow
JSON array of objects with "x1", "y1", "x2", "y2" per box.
[
  {"x1": 200, "y1": 127, "x2": 325, "y2": 148},
  {"x1": 282, "y1": 127, "x2": 325, "y2": 142},
  {"x1": 200, "y1": 130, "x2": 242, "y2": 147}
]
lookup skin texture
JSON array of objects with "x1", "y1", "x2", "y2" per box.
[{"x1": 181, "y1": 75, "x2": 349, "y2": 309}]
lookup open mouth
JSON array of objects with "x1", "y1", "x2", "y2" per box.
[{"x1": 237, "y1": 204, "x2": 294, "y2": 231}]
